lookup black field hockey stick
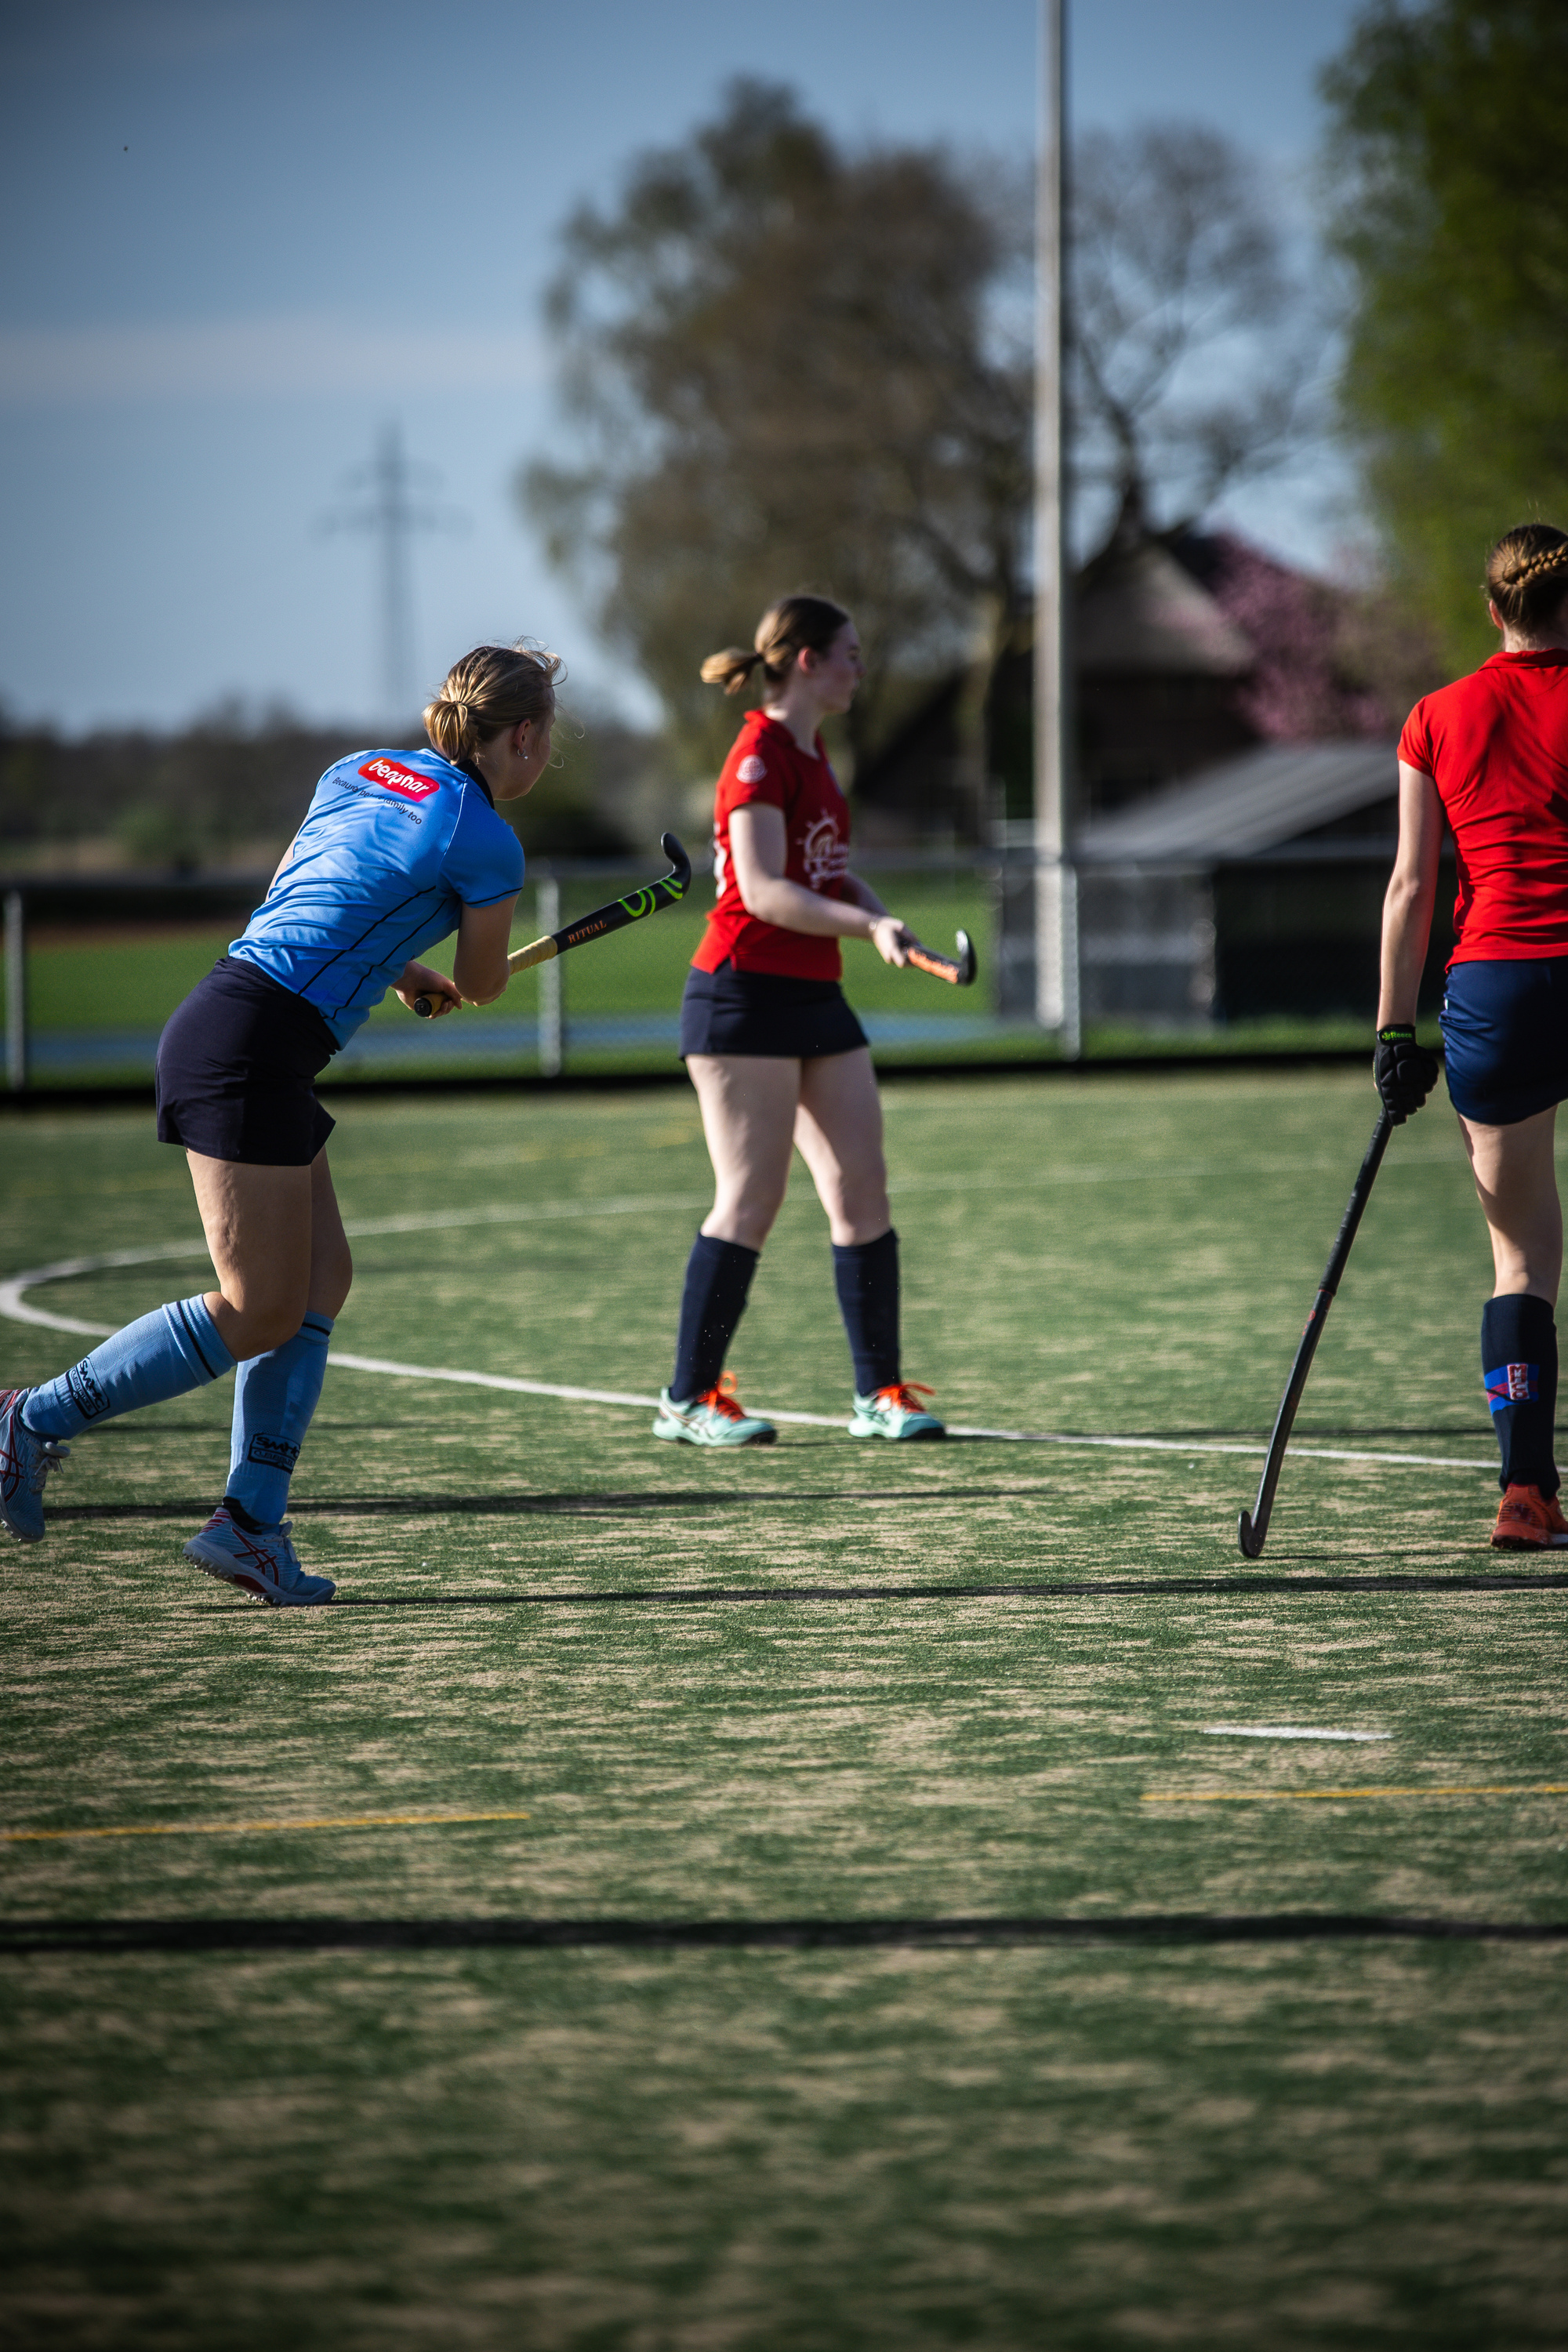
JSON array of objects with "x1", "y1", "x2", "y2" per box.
[
  {"x1": 1237, "y1": 1108, "x2": 1396, "y2": 1559},
  {"x1": 906, "y1": 929, "x2": 977, "y2": 987},
  {"x1": 413, "y1": 833, "x2": 691, "y2": 1016}
]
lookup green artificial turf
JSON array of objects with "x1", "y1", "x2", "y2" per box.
[{"x1": 2, "y1": 1071, "x2": 1566, "y2": 2347}]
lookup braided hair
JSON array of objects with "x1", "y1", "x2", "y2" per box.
[{"x1": 1486, "y1": 525, "x2": 1568, "y2": 637}]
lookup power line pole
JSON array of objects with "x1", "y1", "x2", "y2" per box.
[
  {"x1": 1035, "y1": 0, "x2": 1080, "y2": 1054},
  {"x1": 320, "y1": 422, "x2": 463, "y2": 724}
]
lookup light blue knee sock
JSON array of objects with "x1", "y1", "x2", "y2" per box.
[
  {"x1": 226, "y1": 1312, "x2": 333, "y2": 1528},
  {"x1": 22, "y1": 1297, "x2": 235, "y2": 1439}
]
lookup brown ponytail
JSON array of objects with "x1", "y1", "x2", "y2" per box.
[
  {"x1": 1486, "y1": 525, "x2": 1568, "y2": 637},
  {"x1": 424, "y1": 641, "x2": 562, "y2": 763},
  {"x1": 700, "y1": 594, "x2": 852, "y2": 696}
]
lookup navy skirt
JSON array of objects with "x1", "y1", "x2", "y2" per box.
[
  {"x1": 156, "y1": 958, "x2": 338, "y2": 1166},
  {"x1": 1441, "y1": 956, "x2": 1568, "y2": 1126},
  {"x1": 680, "y1": 963, "x2": 868, "y2": 1060}
]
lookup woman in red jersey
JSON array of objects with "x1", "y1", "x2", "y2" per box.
[
  {"x1": 653, "y1": 593, "x2": 945, "y2": 1447},
  {"x1": 1377, "y1": 523, "x2": 1568, "y2": 1548}
]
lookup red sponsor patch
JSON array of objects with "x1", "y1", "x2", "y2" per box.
[{"x1": 358, "y1": 757, "x2": 441, "y2": 801}]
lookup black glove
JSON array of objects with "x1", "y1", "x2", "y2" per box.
[{"x1": 1374, "y1": 1024, "x2": 1439, "y2": 1123}]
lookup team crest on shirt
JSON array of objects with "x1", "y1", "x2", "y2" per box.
[
  {"x1": 802, "y1": 812, "x2": 848, "y2": 891},
  {"x1": 736, "y1": 754, "x2": 768, "y2": 785},
  {"x1": 358, "y1": 757, "x2": 440, "y2": 801}
]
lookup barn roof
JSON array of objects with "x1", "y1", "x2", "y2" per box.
[{"x1": 1075, "y1": 739, "x2": 1400, "y2": 861}]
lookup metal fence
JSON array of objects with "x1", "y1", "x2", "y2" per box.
[
  {"x1": 1, "y1": 855, "x2": 1036, "y2": 1091},
  {"x1": 1, "y1": 845, "x2": 1426, "y2": 1092}
]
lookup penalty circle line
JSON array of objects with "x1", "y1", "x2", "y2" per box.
[{"x1": 0, "y1": 1236, "x2": 1494, "y2": 1475}]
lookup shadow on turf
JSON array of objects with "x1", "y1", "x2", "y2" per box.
[
  {"x1": 5, "y1": 1914, "x2": 1566, "y2": 1954},
  {"x1": 243, "y1": 1569, "x2": 1568, "y2": 1611},
  {"x1": 49, "y1": 1485, "x2": 1052, "y2": 1523}
]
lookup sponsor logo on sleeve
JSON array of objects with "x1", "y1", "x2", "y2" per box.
[
  {"x1": 736, "y1": 754, "x2": 768, "y2": 785},
  {"x1": 358, "y1": 757, "x2": 441, "y2": 801}
]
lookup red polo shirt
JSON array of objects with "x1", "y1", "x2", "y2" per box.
[
  {"x1": 693, "y1": 710, "x2": 852, "y2": 981},
  {"x1": 1399, "y1": 649, "x2": 1568, "y2": 962}
]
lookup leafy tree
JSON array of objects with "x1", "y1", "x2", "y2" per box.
[
  {"x1": 1070, "y1": 122, "x2": 1318, "y2": 544},
  {"x1": 521, "y1": 80, "x2": 1032, "y2": 782},
  {"x1": 1322, "y1": 0, "x2": 1568, "y2": 670}
]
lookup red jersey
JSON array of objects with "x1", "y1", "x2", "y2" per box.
[
  {"x1": 692, "y1": 710, "x2": 852, "y2": 980},
  {"x1": 1399, "y1": 649, "x2": 1568, "y2": 963}
]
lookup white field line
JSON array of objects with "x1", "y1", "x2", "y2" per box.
[
  {"x1": 1200, "y1": 1726, "x2": 1392, "y2": 1742},
  {"x1": 0, "y1": 1225, "x2": 1495, "y2": 1474}
]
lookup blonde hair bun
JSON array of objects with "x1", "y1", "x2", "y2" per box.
[{"x1": 424, "y1": 643, "x2": 562, "y2": 762}]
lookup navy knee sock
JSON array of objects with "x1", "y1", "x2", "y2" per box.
[
  {"x1": 669, "y1": 1233, "x2": 759, "y2": 1402},
  {"x1": 1482, "y1": 1293, "x2": 1559, "y2": 1496},
  {"x1": 833, "y1": 1228, "x2": 900, "y2": 1396}
]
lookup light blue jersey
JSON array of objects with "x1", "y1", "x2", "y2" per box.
[{"x1": 229, "y1": 747, "x2": 524, "y2": 1045}]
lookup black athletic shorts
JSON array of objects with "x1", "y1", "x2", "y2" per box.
[
  {"x1": 679, "y1": 962, "x2": 869, "y2": 1060},
  {"x1": 155, "y1": 957, "x2": 339, "y2": 1166},
  {"x1": 1440, "y1": 956, "x2": 1568, "y2": 1127}
]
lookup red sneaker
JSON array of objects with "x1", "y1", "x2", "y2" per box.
[{"x1": 1490, "y1": 1484, "x2": 1568, "y2": 1550}]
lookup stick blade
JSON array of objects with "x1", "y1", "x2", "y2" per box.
[
  {"x1": 1236, "y1": 1509, "x2": 1265, "y2": 1559},
  {"x1": 954, "y1": 929, "x2": 977, "y2": 987},
  {"x1": 660, "y1": 832, "x2": 691, "y2": 892}
]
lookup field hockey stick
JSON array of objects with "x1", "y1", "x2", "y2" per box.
[
  {"x1": 413, "y1": 833, "x2": 691, "y2": 1016},
  {"x1": 905, "y1": 929, "x2": 977, "y2": 987},
  {"x1": 1237, "y1": 1108, "x2": 1396, "y2": 1558}
]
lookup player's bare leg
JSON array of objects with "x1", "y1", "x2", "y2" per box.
[
  {"x1": 181, "y1": 1149, "x2": 350, "y2": 1601},
  {"x1": 1459, "y1": 1105, "x2": 1568, "y2": 1546},
  {"x1": 795, "y1": 1048, "x2": 942, "y2": 1439},
  {"x1": 652, "y1": 1055, "x2": 798, "y2": 1445}
]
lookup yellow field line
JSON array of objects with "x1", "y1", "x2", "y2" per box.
[
  {"x1": 1142, "y1": 1783, "x2": 1568, "y2": 1806},
  {"x1": 0, "y1": 1809, "x2": 531, "y2": 1845}
]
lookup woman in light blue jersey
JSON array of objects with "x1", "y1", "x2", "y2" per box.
[{"x1": 0, "y1": 644, "x2": 557, "y2": 1602}]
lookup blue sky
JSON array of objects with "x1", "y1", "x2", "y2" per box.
[{"x1": 1, "y1": 0, "x2": 1366, "y2": 734}]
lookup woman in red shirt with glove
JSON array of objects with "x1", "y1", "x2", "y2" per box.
[
  {"x1": 653, "y1": 593, "x2": 944, "y2": 1447},
  {"x1": 1377, "y1": 522, "x2": 1568, "y2": 1548}
]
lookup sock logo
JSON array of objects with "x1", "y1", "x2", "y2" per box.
[
  {"x1": 1485, "y1": 1361, "x2": 1537, "y2": 1410},
  {"x1": 64, "y1": 1359, "x2": 110, "y2": 1421},
  {"x1": 246, "y1": 1435, "x2": 299, "y2": 1471}
]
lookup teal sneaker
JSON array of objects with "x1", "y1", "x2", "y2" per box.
[
  {"x1": 848, "y1": 1382, "x2": 945, "y2": 1441},
  {"x1": 653, "y1": 1374, "x2": 776, "y2": 1447}
]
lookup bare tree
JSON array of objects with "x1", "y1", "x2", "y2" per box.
[
  {"x1": 521, "y1": 81, "x2": 1031, "y2": 780},
  {"x1": 1069, "y1": 122, "x2": 1318, "y2": 543}
]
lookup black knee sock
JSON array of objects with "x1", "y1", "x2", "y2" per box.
[
  {"x1": 1482, "y1": 1293, "x2": 1559, "y2": 1496},
  {"x1": 669, "y1": 1233, "x2": 759, "y2": 1402},
  {"x1": 833, "y1": 1228, "x2": 900, "y2": 1396}
]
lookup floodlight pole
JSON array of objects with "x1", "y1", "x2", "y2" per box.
[{"x1": 1035, "y1": 0, "x2": 1079, "y2": 1054}]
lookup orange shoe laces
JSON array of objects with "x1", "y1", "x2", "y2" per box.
[
  {"x1": 873, "y1": 1383, "x2": 935, "y2": 1411},
  {"x1": 697, "y1": 1371, "x2": 750, "y2": 1421}
]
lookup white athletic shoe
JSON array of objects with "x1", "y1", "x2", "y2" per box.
[
  {"x1": 848, "y1": 1382, "x2": 946, "y2": 1441},
  {"x1": 0, "y1": 1390, "x2": 69, "y2": 1543},
  {"x1": 653, "y1": 1374, "x2": 776, "y2": 1447},
  {"x1": 183, "y1": 1508, "x2": 336, "y2": 1607}
]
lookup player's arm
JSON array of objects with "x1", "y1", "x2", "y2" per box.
[
  {"x1": 729, "y1": 806, "x2": 911, "y2": 966},
  {"x1": 1374, "y1": 761, "x2": 1443, "y2": 1120},
  {"x1": 394, "y1": 895, "x2": 519, "y2": 1018},
  {"x1": 1377, "y1": 764, "x2": 1443, "y2": 1026}
]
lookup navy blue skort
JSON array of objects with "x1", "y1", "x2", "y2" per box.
[
  {"x1": 155, "y1": 957, "x2": 339, "y2": 1165},
  {"x1": 1440, "y1": 956, "x2": 1568, "y2": 1127},
  {"x1": 679, "y1": 963, "x2": 869, "y2": 1060}
]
